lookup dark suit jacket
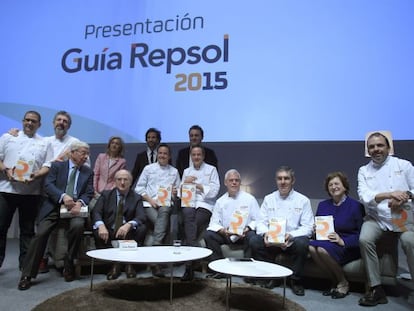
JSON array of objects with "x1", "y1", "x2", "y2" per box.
[
  {"x1": 92, "y1": 189, "x2": 146, "y2": 230},
  {"x1": 176, "y1": 146, "x2": 218, "y2": 177},
  {"x1": 38, "y1": 160, "x2": 94, "y2": 221},
  {"x1": 131, "y1": 151, "x2": 149, "y2": 186}
]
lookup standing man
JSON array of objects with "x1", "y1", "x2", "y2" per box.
[
  {"x1": 131, "y1": 128, "x2": 161, "y2": 186},
  {"x1": 176, "y1": 125, "x2": 218, "y2": 177},
  {"x1": 0, "y1": 111, "x2": 53, "y2": 271},
  {"x1": 135, "y1": 144, "x2": 180, "y2": 277},
  {"x1": 180, "y1": 144, "x2": 220, "y2": 281},
  {"x1": 92, "y1": 169, "x2": 147, "y2": 280},
  {"x1": 249, "y1": 166, "x2": 314, "y2": 296},
  {"x1": 18, "y1": 141, "x2": 94, "y2": 290},
  {"x1": 204, "y1": 169, "x2": 259, "y2": 277},
  {"x1": 357, "y1": 132, "x2": 414, "y2": 306}
]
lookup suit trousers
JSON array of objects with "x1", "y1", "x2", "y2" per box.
[
  {"x1": 21, "y1": 209, "x2": 85, "y2": 278},
  {"x1": 93, "y1": 223, "x2": 147, "y2": 249},
  {"x1": 145, "y1": 206, "x2": 171, "y2": 245},
  {"x1": 181, "y1": 207, "x2": 212, "y2": 246},
  {"x1": 359, "y1": 219, "x2": 414, "y2": 287},
  {"x1": 249, "y1": 233, "x2": 309, "y2": 281},
  {"x1": 0, "y1": 193, "x2": 42, "y2": 268}
]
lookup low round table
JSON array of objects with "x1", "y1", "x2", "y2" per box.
[
  {"x1": 209, "y1": 258, "x2": 293, "y2": 310},
  {"x1": 87, "y1": 246, "x2": 212, "y2": 304}
]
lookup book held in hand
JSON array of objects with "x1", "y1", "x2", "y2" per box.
[
  {"x1": 60, "y1": 204, "x2": 88, "y2": 218},
  {"x1": 157, "y1": 185, "x2": 172, "y2": 206},
  {"x1": 267, "y1": 218, "x2": 286, "y2": 244},
  {"x1": 228, "y1": 208, "x2": 249, "y2": 236},
  {"x1": 12, "y1": 158, "x2": 34, "y2": 182},
  {"x1": 181, "y1": 184, "x2": 196, "y2": 207},
  {"x1": 315, "y1": 215, "x2": 335, "y2": 240},
  {"x1": 391, "y1": 203, "x2": 414, "y2": 232}
]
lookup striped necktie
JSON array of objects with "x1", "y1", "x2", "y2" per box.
[{"x1": 65, "y1": 166, "x2": 77, "y2": 197}]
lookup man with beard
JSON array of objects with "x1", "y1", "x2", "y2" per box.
[
  {"x1": 0, "y1": 111, "x2": 54, "y2": 271},
  {"x1": 9, "y1": 110, "x2": 89, "y2": 272},
  {"x1": 131, "y1": 128, "x2": 161, "y2": 186},
  {"x1": 357, "y1": 132, "x2": 414, "y2": 306}
]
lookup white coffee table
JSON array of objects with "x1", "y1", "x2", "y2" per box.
[
  {"x1": 87, "y1": 246, "x2": 212, "y2": 303},
  {"x1": 209, "y1": 258, "x2": 293, "y2": 310}
]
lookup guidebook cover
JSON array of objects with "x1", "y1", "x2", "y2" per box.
[{"x1": 315, "y1": 215, "x2": 335, "y2": 240}]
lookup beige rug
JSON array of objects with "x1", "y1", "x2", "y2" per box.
[{"x1": 33, "y1": 277, "x2": 305, "y2": 311}]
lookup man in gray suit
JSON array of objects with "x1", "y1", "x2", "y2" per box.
[
  {"x1": 92, "y1": 169, "x2": 147, "y2": 280},
  {"x1": 18, "y1": 141, "x2": 93, "y2": 290}
]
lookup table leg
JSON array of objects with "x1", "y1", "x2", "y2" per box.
[
  {"x1": 89, "y1": 258, "x2": 95, "y2": 291},
  {"x1": 169, "y1": 263, "x2": 174, "y2": 304},
  {"x1": 282, "y1": 277, "x2": 286, "y2": 308},
  {"x1": 225, "y1": 275, "x2": 232, "y2": 311}
]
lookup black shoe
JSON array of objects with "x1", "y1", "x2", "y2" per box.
[
  {"x1": 18, "y1": 276, "x2": 32, "y2": 290},
  {"x1": 181, "y1": 267, "x2": 194, "y2": 282},
  {"x1": 359, "y1": 286, "x2": 388, "y2": 306},
  {"x1": 125, "y1": 264, "x2": 136, "y2": 279},
  {"x1": 39, "y1": 258, "x2": 49, "y2": 274},
  {"x1": 107, "y1": 263, "x2": 121, "y2": 280},
  {"x1": 331, "y1": 290, "x2": 349, "y2": 299},
  {"x1": 151, "y1": 265, "x2": 165, "y2": 278},
  {"x1": 322, "y1": 288, "x2": 336, "y2": 296},
  {"x1": 63, "y1": 261, "x2": 75, "y2": 282},
  {"x1": 206, "y1": 272, "x2": 226, "y2": 279},
  {"x1": 290, "y1": 279, "x2": 305, "y2": 296},
  {"x1": 262, "y1": 279, "x2": 281, "y2": 289}
]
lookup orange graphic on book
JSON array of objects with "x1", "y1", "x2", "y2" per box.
[
  {"x1": 181, "y1": 184, "x2": 196, "y2": 207},
  {"x1": 316, "y1": 221, "x2": 330, "y2": 238},
  {"x1": 230, "y1": 214, "x2": 243, "y2": 232},
  {"x1": 392, "y1": 209, "x2": 408, "y2": 232},
  {"x1": 268, "y1": 222, "x2": 282, "y2": 242},
  {"x1": 268, "y1": 218, "x2": 286, "y2": 243},
  {"x1": 157, "y1": 186, "x2": 171, "y2": 206},
  {"x1": 13, "y1": 159, "x2": 33, "y2": 182}
]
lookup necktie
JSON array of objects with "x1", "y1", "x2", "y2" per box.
[
  {"x1": 114, "y1": 194, "x2": 124, "y2": 232},
  {"x1": 150, "y1": 151, "x2": 154, "y2": 163},
  {"x1": 66, "y1": 166, "x2": 77, "y2": 197}
]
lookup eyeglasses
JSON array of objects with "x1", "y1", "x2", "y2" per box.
[{"x1": 23, "y1": 118, "x2": 39, "y2": 124}]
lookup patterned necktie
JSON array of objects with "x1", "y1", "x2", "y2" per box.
[
  {"x1": 114, "y1": 194, "x2": 124, "y2": 232},
  {"x1": 65, "y1": 166, "x2": 77, "y2": 197}
]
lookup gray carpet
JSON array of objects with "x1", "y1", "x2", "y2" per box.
[{"x1": 32, "y1": 278, "x2": 305, "y2": 311}]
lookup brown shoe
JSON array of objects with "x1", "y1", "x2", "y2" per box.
[
  {"x1": 125, "y1": 264, "x2": 136, "y2": 279},
  {"x1": 107, "y1": 263, "x2": 121, "y2": 280},
  {"x1": 63, "y1": 260, "x2": 75, "y2": 282},
  {"x1": 18, "y1": 276, "x2": 32, "y2": 290},
  {"x1": 39, "y1": 258, "x2": 49, "y2": 274},
  {"x1": 359, "y1": 286, "x2": 388, "y2": 306}
]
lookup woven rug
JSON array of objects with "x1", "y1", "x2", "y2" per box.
[{"x1": 33, "y1": 277, "x2": 305, "y2": 311}]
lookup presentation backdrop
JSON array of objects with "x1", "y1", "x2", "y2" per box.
[{"x1": 1, "y1": 0, "x2": 413, "y2": 143}]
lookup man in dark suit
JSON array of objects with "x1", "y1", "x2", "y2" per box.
[
  {"x1": 92, "y1": 169, "x2": 147, "y2": 280},
  {"x1": 131, "y1": 128, "x2": 161, "y2": 185},
  {"x1": 176, "y1": 125, "x2": 218, "y2": 177},
  {"x1": 18, "y1": 141, "x2": 94, "y2": 290}
]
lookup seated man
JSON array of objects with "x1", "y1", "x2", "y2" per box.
[
  {"x1": 135, "y1": 143, "x2": 180, "y2": 277},
  {"x1": 92, "y1": 169, "x2": 147, "y2": 280},
  {"x1": 18, "y1": 141, "x2": 94, "y2": 290},
  {"x1": 249, "y1": 166, "x2": 314, "y2": 296},
  {"x1": 204, "y1": 169, "x2": 259, "y2": 278}
]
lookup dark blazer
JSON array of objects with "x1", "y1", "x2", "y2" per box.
[
  {"x1": 176, "y1": 146, "x2": 218, "y2": 177},
  {"x1": 38, "y1": 160, "x2": 94, "y2": 221},
  {"x1": 131, "y1": 151, "x2": 149, "y2": 186},
  {"x1": 92, "y1": 188, "x2": 146, "y2": 229}
]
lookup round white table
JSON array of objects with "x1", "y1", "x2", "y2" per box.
[
  {"x1": 87, "y1": 246, "x2": 212, "y2": 303},
  {"x1": 209, "y1": 258, "x2": 293, "y2": 310}
]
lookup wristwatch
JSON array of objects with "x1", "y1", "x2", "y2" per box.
[{"x1": 407, "y1": 191, "x2": 413, "y2": 200}]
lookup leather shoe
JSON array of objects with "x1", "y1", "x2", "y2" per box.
[
  {"x1": 290, "y1": 279, "x2": 305, "y2": 296},
  {"x1": 262, "y1": 279, "x2": 281, "y2": 289},
  {"x1": 322, "y1": 288, "x2": 336, "y2": 296},
  {"x1": 39, "y1": 257, "x2": 49, "y2": 274},
  {"x1": 18, "y1": 276, "x2": 32, "y2": 290},
  {"x1": 125, "y1": 264, "x2": 136, "y2": 279},
  {"x1": 107, "y1": 263, "x2": 121, "y2": 280},
  {"x1": 359, "y1": 286, "x2": 388, "y2": 306},
  {"x1": 206, "y1": 272, "x2": 226, "y2": 279},
  {"x1": 63, "y1": 259, "x2": 75, "y2": 282},
  {"x1": 181, "y1": 267, "x2": 194, "y2": 282},
  {"x1": 151, "y1": 265, "x2": 165, "y2": 278}
]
